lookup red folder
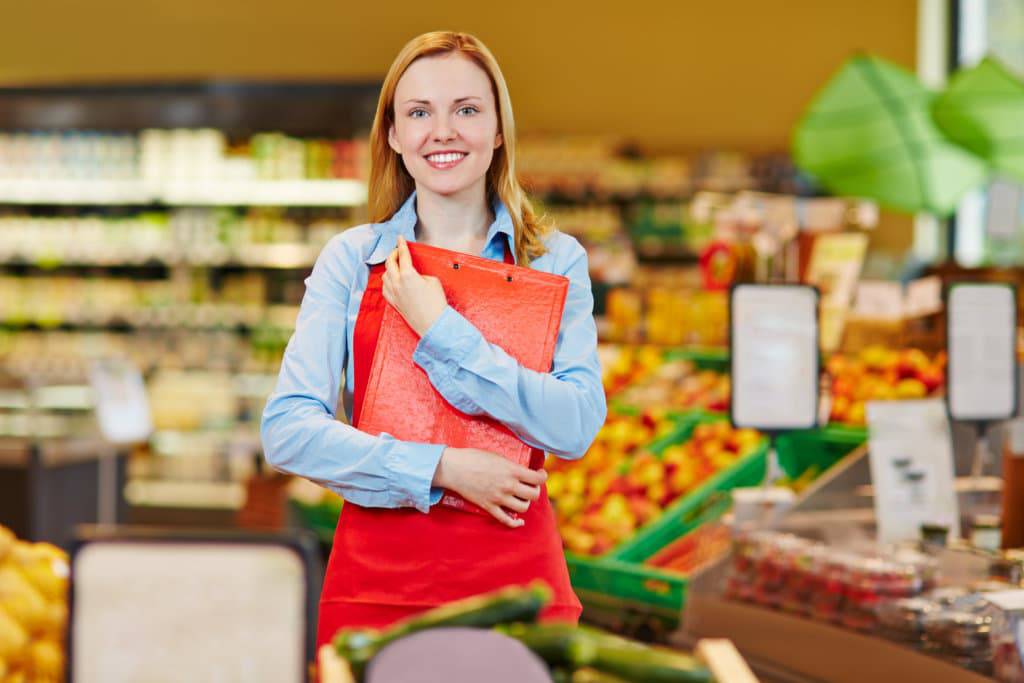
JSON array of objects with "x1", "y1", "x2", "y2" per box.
[{"x1": 357, "y1": 242, "x2": 569, "y2": 514}]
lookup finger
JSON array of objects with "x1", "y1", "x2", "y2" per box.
[
  {"x1": 397, "y1": 235, "x2": 415, "y2": 274},
  {"x1": 487, "y1": 504, "x2": 524, "y2": 528},
  {"x1": 501, "y1": 495, "x2": 530, "y2": 513},
  {"x1": 513, "y1": 482, "x2": 541, "y2": 501},
  {"x1": 385, "y1": 248, "x2": 398, "y2": 274},
  {"x1": 518, "y1": 467, "x2": 548, "y2": 486}
]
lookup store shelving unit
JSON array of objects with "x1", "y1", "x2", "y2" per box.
[{"x1": 0, "y1": 81, "x2": 379, "y2": 531}]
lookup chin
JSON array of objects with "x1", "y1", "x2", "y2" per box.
[{"x1": 416, "y1": 175, "x2": 483, "y2": 198}]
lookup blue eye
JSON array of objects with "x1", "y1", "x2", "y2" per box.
[
  {"x1": 458, "y1": 106, "x2": 479, "y2": 116},
  {"x1": 409, "y1": 109, "x2": 428, "y2": 119}
]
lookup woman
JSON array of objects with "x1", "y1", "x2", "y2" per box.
[{"x1": 260, "y1": 31, "x2": 606, "y2": 649}]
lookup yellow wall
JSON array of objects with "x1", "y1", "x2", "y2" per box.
[
  {"x1": 3, "y1": 0, "x2": 917, "y2": 152},
  {"x1": 1, "y1": 0, "x2": 919, "y2": 250}
]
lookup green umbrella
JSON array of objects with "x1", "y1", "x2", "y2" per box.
[
  {"x1": 933, "y1": 56, "x2": 1024, "y2": 183},
  {"x1": 793, "y1": 54, "x2": 988, "y2": 217}
]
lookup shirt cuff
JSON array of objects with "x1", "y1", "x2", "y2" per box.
[
  {"x1": 413, "y1": 305, "x2": 482, "y2": 411},
  {"x1": 384, "y1": 438, "x2": 447, "y2": 513}
]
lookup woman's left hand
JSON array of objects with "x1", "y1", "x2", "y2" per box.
[{"x1": 382, "y1": 235, "x2": 449, "y2": 337}]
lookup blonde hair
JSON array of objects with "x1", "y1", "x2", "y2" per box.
[{"x1": 368, "y1": 31, "x2": 549, "y2": 265}]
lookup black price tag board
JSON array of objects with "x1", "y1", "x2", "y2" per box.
[
  {"x1": 947, "y1": 283, "x2": 1018, "y2": 422},
  {"x1": 730, "y1": 284, "x2": 820, "y2": 432}
]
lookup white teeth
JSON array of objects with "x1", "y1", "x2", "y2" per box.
[{"x1": 427, "y1": 152, "x2": 466, "y2": 164}]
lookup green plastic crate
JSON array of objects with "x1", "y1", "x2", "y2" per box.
[
  {"x1": 661, "y1": 347, "x2": 730, "y2": 372},
  {"x1": 567, "y1": 421, "x2": 865, "y2": 625},
  {"x1": 613, "y1": 413, "x2": 766, "y2": 563},
  {"x1": 289, "y1": 498, "x2": 342, "y2": 545},
  {"x1": 775, "y1": 424, "x2": 867, "y2": 481}
]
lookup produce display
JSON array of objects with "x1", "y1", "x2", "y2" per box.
[
  {"x1": 615, "y1": 359, "x2": 730, "y2": 413},
  {"x1": 323, "y1": 583, "x2": 713, "y2": 683},
  {"x1": 598, "y1": 345, "x2": 666, "y2": 398},
  {"x1": 549, "y1": 414, "x2": 762, "y2": 556},
  {"x1": 604, "y1": 283, "x2": 728, "y2": 348},
  {"x1": 646, "y1": 523, "x2": 733, "y2": 576},
  {"x1": 0, "y1": 526, "x2": 68, "y2": 682},
  {"x1": 826, "y1": 346, "x2": 947, "y2": 426}
]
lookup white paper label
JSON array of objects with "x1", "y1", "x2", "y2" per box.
[
  {"x1": 88, "y1": 359, "x2": 153, "y2": 444},
  {"x1": 984, "y1": 589, "x2": 1024, "y2": 611},
  {"x1": 985, "y1": 179, "x2": 1023, "y2": 241},
  {"x1": 855, "y1": 281, "x2": 904, "y2": 320},
  {"x1": 867, "y1": 400, "x2": 959, "y2": 544},
  {"x1": 731, "y1": 285, "x2": 819, "y2": 430},
  {"x1": 948, "y1": 284, "x2": 1017, "y2": 421},
  {"x1": 904, "y1": 276, "x2": 943, "y2": 317}
]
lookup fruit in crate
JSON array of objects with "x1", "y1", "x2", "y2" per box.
[
  {"x1": 615, "y1": 359, "x2": 730, "y2": 412},
  {"x1": 598, "y1": 344, "x2": 664, "y2": 398},
  {"x1": 0, "y1": 526, "x2": 68, "y2": 682},
  {"x1": 827, "y1": 346, "x2": 946, "y2": 426},
  {"x1": 549, "y1": 418, "x2": 762, "y2": 556}
]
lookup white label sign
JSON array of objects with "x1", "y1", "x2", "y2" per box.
[
  {"x1": 855, "y1": 281, "x2": 904, "y2": 320},
  {"x1": 867, "y1": 400, "x2": 959, "y2": 544},
  {"x1": 88, "y1": 359, "x2": 153, "y2": 444},
  {"x1": 731, "y1": 285, "x2": 819, "y2": 430},
  {"x1": 948, "y1": 284, "x2": 1017, "y2": 421},
  {"x1": 73, "y1": 542, "x2": 306, "y2": 683}
]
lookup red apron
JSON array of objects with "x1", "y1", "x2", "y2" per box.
[{"x1": 316, "y1": 246, "x2": 581, "y2": 649}]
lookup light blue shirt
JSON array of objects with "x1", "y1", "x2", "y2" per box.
[{"x1": 260, "y1": 191, "x2": 607, "y2": 513}]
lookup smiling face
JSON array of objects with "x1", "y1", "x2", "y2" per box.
[{"x1": 388, "y1": 52, "x2": 503, "y2": 200}]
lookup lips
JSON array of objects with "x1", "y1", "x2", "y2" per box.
[{"x1": 424, "y1": 151, "x2": 468, "y2": 170}]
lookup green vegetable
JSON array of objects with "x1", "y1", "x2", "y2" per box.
[
  {"x1": 572, "y1": 668, "x2": 630, "y2": 683},
  {"x1": 333, "y1": 583, "x2": 552, "y2": 680},
  {"x1": 589, "y1": 640, "x2": 710, "y2": 683},
  {"x1": 499, "y1": 623, "x2": 711, "y2": 683}
]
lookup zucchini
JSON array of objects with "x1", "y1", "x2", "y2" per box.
[
  {"x1": 496, "y1": 623, "x2": 598, "y2": 668},
  {"x1": 590, "y1": 641, "x2": 711, "y2": 683},
  {"x1": 333, "y1": 582, "x2": 552, "y2": 680},
  {"x1": 498, "y1": 623, "x2": 711, "y2": 683},
  {"x1": 572, "y1": 668, "x2": 630, "y2": 683}
]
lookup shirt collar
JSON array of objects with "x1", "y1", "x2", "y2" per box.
[{"x1": 366, "y1": 190, "x2": 517, "y2": 265}]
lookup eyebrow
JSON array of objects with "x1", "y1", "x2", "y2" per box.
[{"x1": 401, "y1": 96, "x2": 483, "y2": 105}]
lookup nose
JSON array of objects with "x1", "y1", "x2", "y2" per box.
[{"x1": 432, "y1": 116, "x2": 457, "y2": 143}]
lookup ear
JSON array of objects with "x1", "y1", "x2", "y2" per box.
[
  {"x1": 388, "y1": 124, "x2": 402, "y2": 155},
  {"x1": 494, "y1": 131, "x2": 503, "y2": 149}
]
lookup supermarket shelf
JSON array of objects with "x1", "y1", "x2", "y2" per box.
[
  {"x1": 0, "y1": 304, "x2": 299, "y2": 333},
  {"x1": 0, "y1": 178, "x2": 367, "y2": 207},
  {"x1": 0, "y1": 243, "x2": 321, "y2": 269}
]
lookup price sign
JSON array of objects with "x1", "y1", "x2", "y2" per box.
[
  {"x1": 947, "y1": 283, "x2": 1017, "y2": 421},
  {"x1": 730, "y1": 284, "x2": 820, "y2": 431},
  {"x1": 867, "y1": 400, "x2": 959, "y2": 544}
]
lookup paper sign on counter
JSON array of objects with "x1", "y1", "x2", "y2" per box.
[
  {"x1": 731, "y1": 285, "x2": 819, "y2": 431},
  {"x1": 948, "y1": 283, "x2": 1017, "y2": 421},
  {"x1": 867, "y1": 400, "x2": 959, "y2": 544}
]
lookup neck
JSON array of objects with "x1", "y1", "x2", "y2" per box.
[{"x1": 413, "y1": 184, "x2": 493, "y2": 254}]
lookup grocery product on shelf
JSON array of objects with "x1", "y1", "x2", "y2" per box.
[
  {"x1": 0, "y1": 207, "x2": 353, "y2": 267},
  {"x1": 603, "y1": 272, "x2": 727, "y2": 347},
  {"x1": 0, "y1": 525, "x2": 68, "y2": 682},
  {"x1": 725, "y1": 531, "x2": 936, "y2": 630},
  {"x1": 549, "y1": 414, "x2": 762, "y2": 556},
  {"x1": 615, "y1": 359, "x2": 729, "y2": 413},
  {"x1": 646, "y1": 522, "x2": 732, "y2": 576},
  {"x1": 597, "y1": 344, "x2": 666, "y2": 398},
  {"x1": 0, "y1": 129, "x2": 367, "y2": 183},
  {"x1": 826, "y1": 346, "x2": 947, "y2": 426}
]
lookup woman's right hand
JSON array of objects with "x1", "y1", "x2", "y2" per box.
[{"x1": 432, "y1": 447, "x2": 547, "y2": 528}]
